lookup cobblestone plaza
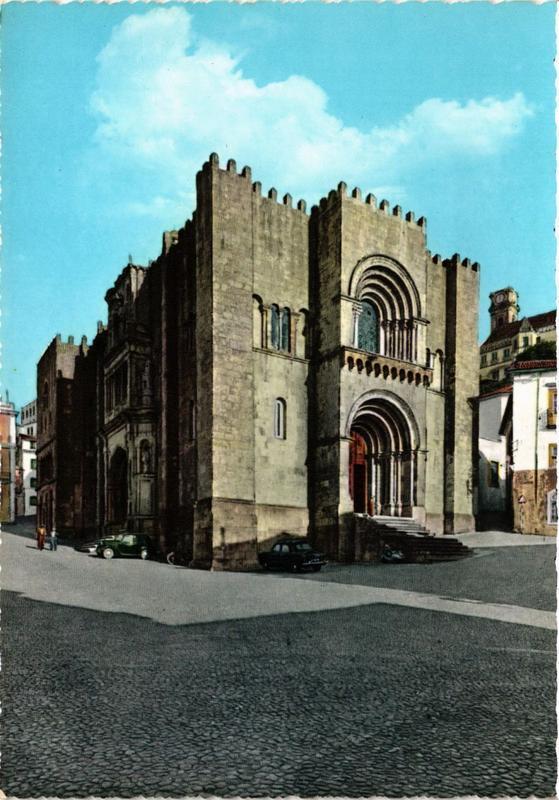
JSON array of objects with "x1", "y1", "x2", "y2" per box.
[{"x1": 2, "y1": 523, "x2": 556, "y2": 797}]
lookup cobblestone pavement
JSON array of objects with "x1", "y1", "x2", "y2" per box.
[{"x1": 2, "y1": 526, "x2": 556, "y2": 797}]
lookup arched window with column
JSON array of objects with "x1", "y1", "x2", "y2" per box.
[
  {"x1": 348, "y1": 255, "x2": 422, "y2": 364},
  {"x1": 280, "y1": 308, "x2": 291, "y2": 352},
  {"x1": 270, "y1": 305, "x2": 280, "y2": 349},
  {"x1": 358, "y1": 300, "x2": 379, "y2": 353}
]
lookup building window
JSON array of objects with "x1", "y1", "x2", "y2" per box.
[
  {"x1": 547, "y1": 390, "x2": 557, "y2": 428},
  {"x1": 358, "y1": 300, "x2": 379, "y2": 353},
  {"x1": 273, "y1": 398, "x2": 286, "y2": 439},
  {"x1": 30, "y1": 441, "x2": 36, "y2": 450},
  {"x1": 31, "y1": 459, "x2": 37, "y2": 469},
  {"x1": 30, "y1": 497, "x2": 37, "y2": 506},
  {"x1": 186, "y1": 400, "x2": 196, "y2": 441},
  {"x1": 480, "y1": 354, "x2": 487, "y2": 366},
  {"x1": 491, "y1": 352, "x2": 498, "y2": 363},
  {"x1": 280, "y1": 308, "x2": 291, "y2": 352},
  {"x1": 491, "y1": 369, "x2": 499, "y2": 380},
  {"x1": 548, "y1": 443, "x2": 557, "y2": 469},
  {"x1": 30, "y1": 478, "x2": 37, "y2": 488},
  {"x1": 503, "y1": 348, "x2": 510, "y2": 358},
  {"x1": 547, "y1": 489, "x2": 557, "y2": 525},
  {"x1": 513, "y1": 338, "x2": 518, "y2": 351},
  {"x1": 522, "y1": 336, "x2": 529, "y2": 348},
  {"x1": 270, "y1": 305, "x2": 280, "y2": 349},
  {"x1": 536, "y1": 336, "x2": 541, "y2": 344},
  {"x1": 488, "y1": 461, "x2": 499, "y2": 488}
]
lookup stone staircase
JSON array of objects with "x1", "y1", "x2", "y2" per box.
[{"x1": 353, "y1": 514, "x2": 472, "y2": 563}]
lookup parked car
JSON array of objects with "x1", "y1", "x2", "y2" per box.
[
  {"x1": 74, "y1": 540, "x2": 101, "y2": 554},
  {"x1": 258, "y1": 539, "x2": 327, "y2": 572},
  {"x1": 96, "y1": 533, "x2": 157, "y2": 560}
]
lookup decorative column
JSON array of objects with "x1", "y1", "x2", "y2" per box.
[
  {"x1": 389, "y1": 452, "x2": 397, "y2": 516},
  {"x1": 352, "y1": 304, "x2": 362, "y2": 348},
  {"x1": 395, "y1": 452, "x2": 403, "y2": 516}
]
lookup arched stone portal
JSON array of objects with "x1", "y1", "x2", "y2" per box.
[
  {"x1": 348, "y1": 394, "x2": 419, "y2": 518},
  {"x1": 108, "y1": 447, "x2": 128, "y2": 526}
]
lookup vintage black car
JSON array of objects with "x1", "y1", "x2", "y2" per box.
[
  {"x1": 96, "y1": 533, "x2": 157, "y2": 560},
  {"x1": 74, "y1": 540, "x2": 101, "y2": 554},
  {"x1": 258, "y1": 539, "x2": 327, "y2": 572}
]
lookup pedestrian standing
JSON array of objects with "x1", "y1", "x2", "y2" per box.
[
  {"x1": 49, "y1": 528, "x2": 58, "y2": 552},
  {"x1": 37, "y1": 525, "x2": 46, "y2": 551}
]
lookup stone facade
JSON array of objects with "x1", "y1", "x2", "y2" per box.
[
  {"x1": 501, "y1": 360, "x2": 557, "y2": 536},
  {"x1": 36, "y1": 155, "x2": 480, "y2": 566}
]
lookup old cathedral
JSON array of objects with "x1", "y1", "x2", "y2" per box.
[{"x1": 36, "y1": 154, "x2": 480, "y2": 569}]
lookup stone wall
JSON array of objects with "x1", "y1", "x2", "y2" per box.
[{"x1": 512, "y1": 468, "x2": 557, "y2": 535}]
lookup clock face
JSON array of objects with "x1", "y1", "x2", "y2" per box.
[{"x1": 495, "y1": 292, "x2": 504, "y2": 303}]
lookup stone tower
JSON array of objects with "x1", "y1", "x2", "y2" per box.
[{"x1": 489, "y1": 287, "x2": 519, "y2": 331}]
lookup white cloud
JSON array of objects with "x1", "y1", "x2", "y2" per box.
[{"x1": 90, "y1": 7, "x2": 534, "y2": 215}]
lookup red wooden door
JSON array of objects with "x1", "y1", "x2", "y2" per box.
[{"x1": 349, "y1": 432, "x2": 368, "y2": 513}]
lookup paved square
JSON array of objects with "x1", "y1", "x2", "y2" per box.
[{"x1": 2, "y1": 525, "x2": 556, "y2": 797}]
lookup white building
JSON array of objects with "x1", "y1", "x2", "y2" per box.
[
  {"x1": 16, "y1": 399, "x2": 37, "y2": 518},
  {"x1": 0, "y1": 398, "x2": 17, "y2": 523},
  {"x1": 500, "y1": 360, "x2": 556, "y2": 535},
  {"x1": 477, "y1": 386, "x2": 511, "y2": 530}
]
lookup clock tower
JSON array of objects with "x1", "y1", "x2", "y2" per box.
[{"x1": 489, "y1": 287, "x2": 520, "y2": 331}]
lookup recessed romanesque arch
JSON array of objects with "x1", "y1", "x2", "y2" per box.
[
  {"x1": 346, "y1": 390, "x2": 421, "y2": 517},
  {"x1": 348, "y1": 254, "x2": 423, "y2": 363}
]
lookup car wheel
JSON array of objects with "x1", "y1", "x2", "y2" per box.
[
  {"x1": 166, "y1": 551, "x2": 176, "y2": 566},
  {"x1": 290, "y1": 562, "x2": 301, "y2": 573},
  {"x1": 140, "y1": 548, "x2": 149, "y2": 561},
  {"x1": 102, "y1": 547, "x2": 115, "y2": 560}
]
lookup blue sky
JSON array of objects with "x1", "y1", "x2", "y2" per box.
[{"x1": 3, "y1": 2, "x2": 555, "y2": 409}]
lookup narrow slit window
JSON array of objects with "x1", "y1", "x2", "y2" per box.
[{"x1": 274, "y1": 398, "x2": 286, "y2": 439}]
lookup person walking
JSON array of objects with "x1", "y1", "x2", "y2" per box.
[
  {"x1": 37, "y1": 525, "x2": 46, "y2": 551},
  {"x1": 49, "y1": 528, "x2": 58, "y2": 552}
]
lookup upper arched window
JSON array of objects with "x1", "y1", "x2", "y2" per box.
[
  {"x1": 270, "y1": 305, "x2": 280, "y2": 349},
  {"x1": 280, "y1": 308, "x2": 291, "y2": 352},
  {"x1": 273, "y1": 398, "x2": 286, "y2": 439},
  {"x1": 358, "y1": 301, "x2": 379, "y2": 353}
]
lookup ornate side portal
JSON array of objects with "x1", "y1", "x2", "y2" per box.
[{"x1": 348, "y1": 394, "x2": 419, "y2": 518}]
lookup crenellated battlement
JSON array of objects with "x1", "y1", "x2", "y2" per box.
[
  {"x1": 443, "y1": 253, "x2": 480, "y2": 272},
  {"x1": 311, "y1": 179, "x2": 427, "y2": 232},
  {"x1": 200, "y1": 152, "x2": 308, "y2": 214}
]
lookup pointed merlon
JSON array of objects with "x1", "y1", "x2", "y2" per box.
[
  {"x1": 472, "y1": 261, "x2": 480, "y2": 272},
  {"x1": 338, "y1": 181, "x2": 347, "y2": 196},
  {"x1": 241, "y1": 166, "x2": 251, "y2": 180},
  {"x1": 451, "y1": 253, "x2": 461, "y2": 266},
  {"x1": 227, "y1": 159, "x2": 237, "y2": 173},
  {"x1": 328, "y1": 189, "x2": 337, "y2": 203},
  {"x1": 432, "y1": 254, "x2": 442, "y2": 265},
  {"x1": 297, "y1": 199, "x2": 307, "y2": 212},
  {"x1": 379, "y1": 199, "x2": 390, "y2": 213},
  {"x1": 352, "y1": 187, "x2": 361, "y2": 200},
  {"x1": 319, "y1": 197, "x2": 328, "y2": 210},
  {"x1": 461, "y1": 258, "x2": 471, "y2": 269},
  {"x1": 365, "y1": 193, "x2": 377, "y2": 208},
  {"x1": 81, "y1": 335, "x2": 88, "y2": 346},
  {"x1": 268, "y1": 188, "x2": 277, "y2": 201},
  {"x1": 405, "y1": 211, "x2": 415, "y2": 223},
  {"x1": 252, "y1": 181, "x2": 262, "y2": 196},
  {"x1": 283, "y1": 193, "x2": 292, "y2": 207},
  {"x1": 209, "y1": 152, "x2": 219, "y2": 166},
  {"x1": 417, "y1": 216, "x2": 427, "y2": 229},
  {"x1": 393, "y1": 205, "x2": 402, "y2": 218}
]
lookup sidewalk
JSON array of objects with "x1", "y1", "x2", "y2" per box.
[{"x1": 456, "y1": 529, "x2": 556, "y2": 548}]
